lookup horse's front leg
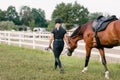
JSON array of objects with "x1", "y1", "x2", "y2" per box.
[
  {"x1": 98, "y1": 48, "x2": 109, "y2": 79},
  {"x1": 82, "y1": 46, "x2": 91, "y2": 73}
]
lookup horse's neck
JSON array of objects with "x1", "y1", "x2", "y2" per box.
[
  {"x1": 74, "y1": 35, "x2": 83, "y2": 43},
  {"x1": 77, "y1": 21, "x2": 92, "y2": 41},
  {"x1": 81, "y1": 23, "x2": 89, "y2": 34}
]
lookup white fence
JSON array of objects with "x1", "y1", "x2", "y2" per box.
[
  {"x1": 0, "y1": 31, "x2": 120, "y2": 62},
  {"x1": 0, "y1": 31, "x2": 50, "y2": 49}
]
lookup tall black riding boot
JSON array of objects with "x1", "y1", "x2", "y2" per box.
[
  {"x1": 60, "y1": 67, "x2": 64, "y2": 74},
  {"x1": 53, "y1": 61, "x2": 58, "y2": 70}
]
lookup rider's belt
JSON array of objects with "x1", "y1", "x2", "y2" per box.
[{"x1": 54, "y1": 39, "x2": 63, "y2": 41}]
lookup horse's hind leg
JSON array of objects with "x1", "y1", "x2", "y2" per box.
[
  {"x1": 82, "y1": 47, "x2": 91, "y2": 73},
  {"x1": 98, "y1": 48, "x2": 109, "y2": 79}
]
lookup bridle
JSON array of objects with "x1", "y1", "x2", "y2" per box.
[{"x1": 68, "y1": 36, "x2": 71, "y2": 44}]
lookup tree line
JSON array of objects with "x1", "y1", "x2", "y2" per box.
[
  {"x1": 49, "y1": 2, "x2": 110, "y2": 30},
  {"x1": 0, "y1": 5, "x2": 48, "y2": 31},
  {"x1": 0, "y1": 1, "x2": 110, "y2": 31}
]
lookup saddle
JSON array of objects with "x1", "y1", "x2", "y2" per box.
[
  {"x1": 92, "y1": 15, "x2": 118, "y2": 48},
  {"x1": 92, "y1": 15, "x2": 118, "y2": 32}
]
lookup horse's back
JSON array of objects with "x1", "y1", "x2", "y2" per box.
[
  {"x1": 112, "y1": 20, "x2": 120, "y2": 39},
  {"x1": 103, "y1": 20, "x2": 120, "y2": 38},
  {"x1": 96, "y1": 20, "x2": 120, "y2": 47}
]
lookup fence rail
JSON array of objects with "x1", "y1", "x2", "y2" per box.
[
  {"x1": 0, "y1": 31, "x2": 50, "y2": 48},
  {"x1": 0, "y1": 31, "x2": 120, "y2": 62}
]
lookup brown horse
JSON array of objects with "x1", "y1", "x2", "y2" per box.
[{"x1": 66, "y1": 20, "x2": 120, "y2": 79}]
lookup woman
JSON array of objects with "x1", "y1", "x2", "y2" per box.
[{"x1": 48, "y1": 18, "x2": 69, "y2": 73}]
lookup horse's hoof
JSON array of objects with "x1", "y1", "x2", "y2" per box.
[
  {"x1": 81, "y1": 67, "x2": 88, "y2": 73},
  {"x1": 82, "y1": 70, "x2": 86, "y2": 73},
  {"x1": 105, "y1": 71, "x2": 109, "y2": 80},
  {"x1": 105, "y1": 77, "x2": 109, "y2": 80}
]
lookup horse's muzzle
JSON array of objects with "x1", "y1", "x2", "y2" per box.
[
  {"x1": 67, "y1": 52, "x2": 72, "y2": 56},
  {"x1": 65, "y1": 48, "x2": 73, "y2": 56}
]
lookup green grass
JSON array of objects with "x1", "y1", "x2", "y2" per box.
[{"x1": 0, "y1": 44, "x2": 120, "y2": 80}]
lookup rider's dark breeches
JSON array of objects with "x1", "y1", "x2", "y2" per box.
[{"x1": 53, "y1": 40, "x2": 64, "y2": 68}]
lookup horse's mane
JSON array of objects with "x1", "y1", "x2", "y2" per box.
[
  {"x1": 70, "y1": 21, "x2": 93, "y2": 38},
  {"x1": 70, "y1": 26, "x2": 81, "y2": 37}
]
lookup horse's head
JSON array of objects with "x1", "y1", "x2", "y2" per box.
[
  {"x1": 66, "y1": 26, "x2": 83, "y2": 56},
  {"x1": 66, "y1": 36, "x2": 78, "y2": 56}
]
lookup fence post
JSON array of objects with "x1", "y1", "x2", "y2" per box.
[
  {"x1": 0, "y1": 31, "x2": 1, "y2": 43},
  {"x1": 33, "y1": 32, "x2": 35, "y2": 49},
  {"x1": 4, "y1": 31, "x2": 7, "y2": 43},
  {"x1": 19, "y1": 32, "x2": 22, "y2": 47},
  {"x1": 8, "y1": 31, "x2": 11, "y2": 45}
]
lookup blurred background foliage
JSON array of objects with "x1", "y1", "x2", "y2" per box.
[{"x1": 0, "y1": 1, "x2": 111, "y2": 31}]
